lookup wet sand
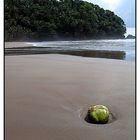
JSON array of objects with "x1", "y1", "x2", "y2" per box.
[
  {"x1": 5, "y1": 54, "x2": 135, "y2": 140},
  {"x1": 5, "y1": 42, "x2": 126, "y2": 60}
]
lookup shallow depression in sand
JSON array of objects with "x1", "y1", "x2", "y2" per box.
[{"x1": 79, "y1": 106, "x2": 117, "y2": 125}]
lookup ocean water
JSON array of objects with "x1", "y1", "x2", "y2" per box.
[{"x1": 27, "y1": 39, "x2": 135, "y2": 62}]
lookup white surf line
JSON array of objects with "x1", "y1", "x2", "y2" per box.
[{"x1": 26, "y1": 42, "x2": 38, "y2": 47}]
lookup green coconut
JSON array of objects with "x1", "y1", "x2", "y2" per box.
[{"x1": 88, "y1": 105, "x2": 109, "y2": 124}]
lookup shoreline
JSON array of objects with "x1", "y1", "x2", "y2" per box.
[
  {"x1": 5, "y1": 47, "x2": 126, "y2": 60},
  {"x1": 5, "y1": 42, "x2": 127, "y2": 60},
  {"x1": 5, "y1": 38, "x2": 127, "y2": 44},
  {"x1": 5, "y1": 54, "x2": 135, "y2": 140},
  {"x1": 5, "y1": 39, "x2": 135, "y2": 48}
]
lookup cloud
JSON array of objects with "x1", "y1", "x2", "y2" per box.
[
  {"x1": 114, "y1": 0, "x2": 135, "y2": 27},
  {"x1": 85, "y1": 0, "x2": 135, "y2": 27},
  {"x1": 101, "y1": 0, "x2": 122, "y2": 10},
  {"x1": 86, "y1": 0, "x2": 122, "y2": 11}
]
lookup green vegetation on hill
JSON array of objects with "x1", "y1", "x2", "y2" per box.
[{"x1": 5, "y1": 0, "x2": 126, "y2": 41}]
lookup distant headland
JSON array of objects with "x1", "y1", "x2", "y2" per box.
[
  {"x1": 126, "y1": 34, "x2": 135, "y2": 39},
  {"x1": 5, "y1": 0, "x2": 126, "y2": 41}
]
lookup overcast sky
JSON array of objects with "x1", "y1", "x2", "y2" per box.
[{"x1": 85, "y1": 0, "x2": 135, "y2": 28}]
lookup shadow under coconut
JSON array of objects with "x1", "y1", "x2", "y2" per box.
[{"x1": 84, "y1": 112, "x2": 116, "y2": 124}]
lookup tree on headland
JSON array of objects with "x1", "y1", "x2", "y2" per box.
[{"x1": 5, "y1": 0, "x2": 126, "y2": 41}]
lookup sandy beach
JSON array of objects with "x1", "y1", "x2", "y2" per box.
[{"x1": 5, "y1": 54, "x2": 135, "y2": 140}]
